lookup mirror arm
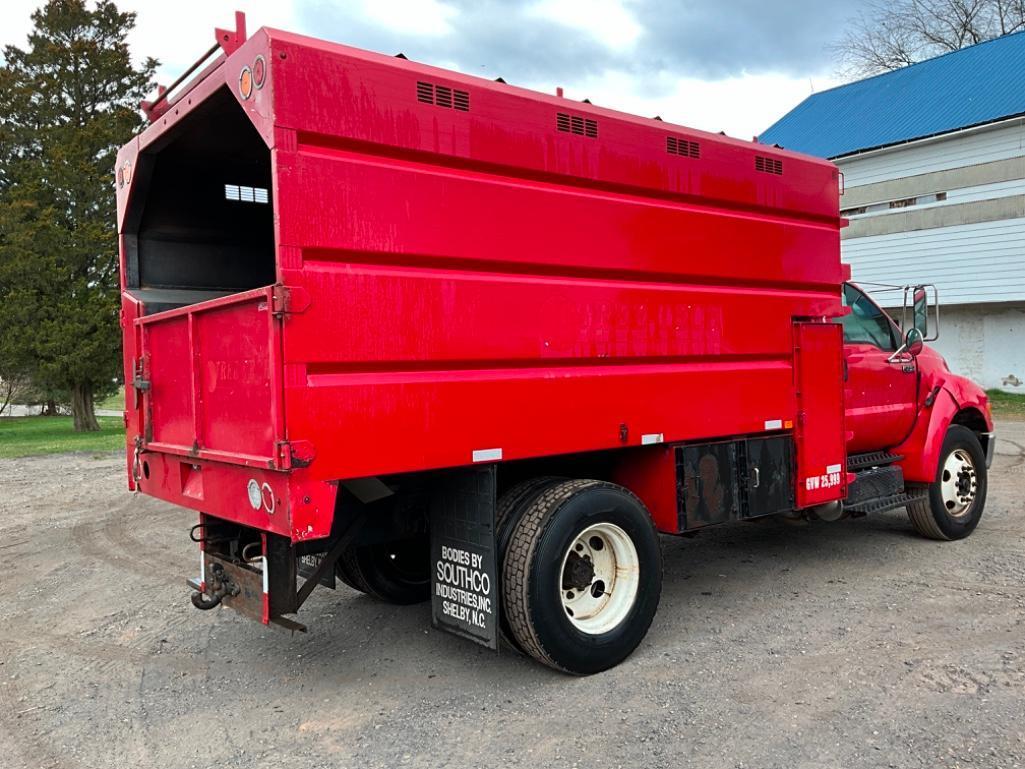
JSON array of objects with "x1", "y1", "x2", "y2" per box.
[{"x1": 887, "y1": 344, "x2": 909, "y2": 364}]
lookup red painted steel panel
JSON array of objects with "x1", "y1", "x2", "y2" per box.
[
  {"x1": 288, "y1": 361, "x2": 796, "y2": 481},
  {"x1": 612, "y1": 446, "x2": 679, "y2": 534},
  {"x1": 278, "y1": 149, "x2": 842, "y2": 289},
  {"x1": 266, "y1": 31, "x2": 839, "y2": 221},
  {"x1": 138, "y1": 452, "x2": 336, "y2": 540},
  {"x1": 139, "y1": 289, "x2": 280, "y2": 465},
  {"x1": 285, "y1": 263, "x2": 834, "y2": 366},
  {"x1": 121, "y1": 291, "x2": 144, "y2": 490},
  {"x1": 794, "y1": 323, "x2": 847, "y2": 508}
]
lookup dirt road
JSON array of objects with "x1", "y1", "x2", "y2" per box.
[{"x1": 1, "y1": 423, "x2": 1023, "y2": 769}]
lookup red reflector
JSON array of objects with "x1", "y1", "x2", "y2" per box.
[{"x1": 252, "y1": 55, "x2": 266, "y2": 88}]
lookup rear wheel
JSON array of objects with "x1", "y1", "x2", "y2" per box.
[
  {"x1": 502, "y1": 479, "x2": 662, "y2": 674},
  {"x1": 335, "y1": 537, "x2": 430, "y2": 604},
  {"x1": 907, "y1": 425, "x2": 987, "y2": 540},
  {"x1": 495, "y1": 477, "x2": 564, "y2": 652}
]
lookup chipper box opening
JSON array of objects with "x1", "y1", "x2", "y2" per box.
[{"x1": 115, "y1": 12, "x2": 995, "y2": 674}]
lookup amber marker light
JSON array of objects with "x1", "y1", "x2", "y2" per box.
[{"x1": 239, "y1": 66, "x2": 253, "y2": 100}]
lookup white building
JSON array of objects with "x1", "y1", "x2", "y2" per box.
[{"x1": 761, "y1": 33, "x2": 1025, "y2": 393}]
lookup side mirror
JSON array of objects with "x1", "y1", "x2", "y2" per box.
[
  {"x1": 902, "y1": 283, "x2": 939, "y2": 342},
  {"x1": 912, "y1": 286, "x2": 928, "y2": 335},
  {"x1": 905, "y1": 326, "x2": 924, "y2": 357},
  {"x1": 888, "y1": 326, "x2": 925, "y2": 363}
]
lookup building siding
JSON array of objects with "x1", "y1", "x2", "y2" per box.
[
  {"x1": 840, "y1": 156, "x2": 1025, "y2": 208},
  {"x1": 928, "y1": 303, "x2": 1025, "y2": 392},
  {"x1": 841, "y1": 217, "x2": 1025, "y2": 305},
  {"x1": 843, "y1": 196, "x2": 1025, "y2": 238},
  {"x1": 839, "y1": 119, "x2": 1025, "y2": 188}
]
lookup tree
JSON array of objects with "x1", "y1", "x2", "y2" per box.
[
  {"x1": 834, "y1": 0, "x2": 1025, "y2": 77},
  {"x1": 0, "y1": 0, "x2": 155, "y2": 430}
]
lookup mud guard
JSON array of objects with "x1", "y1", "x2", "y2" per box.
[{"x1": 429, "y1": 466, "x2": 499, "y2": 650}]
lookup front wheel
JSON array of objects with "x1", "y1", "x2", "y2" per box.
[
  {"x1": 501, "y1": 479, "x2": 662, "y2": 675},
  {"x1": 907, "y1": 425, "x2": 987, "y2": 540}
]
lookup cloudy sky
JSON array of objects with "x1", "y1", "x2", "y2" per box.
[{"x1": 0, "y1": 0, "x2": 866, "y2": 138}]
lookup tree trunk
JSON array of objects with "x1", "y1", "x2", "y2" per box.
[
  {"x1": 71, "y1": 383, "x2": 100, "y2": 432},
  {"x1": 43, "y1": 399, "x2": 58, "y2": 416},
  {"x1": 0, "y1": 378, "x2": 14, "y2": 416}
]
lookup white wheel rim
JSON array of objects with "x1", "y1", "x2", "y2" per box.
[
  {"x1": 940, "y1": 448, "x2": 977, "y2": 518},
  {"x1": 558, "y1": 522, "x2": 640, "y2": 635}
]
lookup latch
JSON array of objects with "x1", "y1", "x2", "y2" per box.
[
  {"x1": 271, "y1": 285, "x2": 311, "y2": 317},
  {"x1": 276, "y1": 440, "x2": 316, "y2": 469}
]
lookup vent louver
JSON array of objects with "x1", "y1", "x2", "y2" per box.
[
  {"x1": 666, "y1": 136, "x2": 700, "y2": 158},
  {"x1": 416, "y1": 81, "x2": 470, "y2": 111},
  {"x1": 755, "y1": 155, "x2": 783, "y2": 175},
  {"x1": 557, "y1": 112, "x2": 598, "y2": 138}
]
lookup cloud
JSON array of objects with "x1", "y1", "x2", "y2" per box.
[
  {"x1": 0, "y1": 0, "x2": 860, "y2": 136},
  {"x1": 300, "y1": 0, "x2": 623, "y2": 82},
  {"x1": 300, "y1": 0, "x2": 866, "y2": 87},
  {"x1": 295, "y1": 0, "x2": 854, "y2": 134},
  {"x1": 630, "y1": 0, "x2": 860, "y2": 79}
]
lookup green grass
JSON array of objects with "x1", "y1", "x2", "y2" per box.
[
  {"x1": 96, "y1": 386, "x2": 125, "y2": 411},
  {"x1": 988, "y1": 389, "x2": 1025, "y2": 420},
  {"x1": 0, "y1": 416, "x2": 125, "y2": 459}
]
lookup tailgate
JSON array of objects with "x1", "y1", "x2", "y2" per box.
[{"x1": 138, "y1": 287, "x2": 284, "y2": 467}]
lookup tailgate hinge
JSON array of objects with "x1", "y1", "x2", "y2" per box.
[
  {"x1": 271, "y1": 285, "x2": 311, "y2": 317},
  {"x1": 276, "y1": 440, "x2": 316, "y2": 469},
  {"x1": 132, "y1": 356, "x2": 151, "y2": 393}
]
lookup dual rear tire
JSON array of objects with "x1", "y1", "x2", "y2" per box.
[
  {"x1": 335, "y1": 538, "x2": 431, "y2": 605},
  {"x1": 498, "y1": 479, "x2": 662, "y2": 675},
  {"x1": 334, "y1": 476, "x2": 664, "y2": 674}
]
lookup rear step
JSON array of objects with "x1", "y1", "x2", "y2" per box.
[
  {"x1": 846, "y1": 450, "x2": 904, "y2": 471},
  {"x1": 844, "y1": 464, "x2": 926, "y2": 515}
]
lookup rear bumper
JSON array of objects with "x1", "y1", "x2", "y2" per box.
[{"x1": 134, "y1": 450, "x2": 337, "y2": 541}]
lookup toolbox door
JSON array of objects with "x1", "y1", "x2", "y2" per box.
[{"x1": 793, "y1": 322, "x2": 847, "y2": 508}]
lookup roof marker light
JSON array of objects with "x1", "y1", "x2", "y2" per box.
[
  {"x1": 252, "y1": 55, "x2": 266, "y2": 89},
  {"x1": 239, "y1": 65, "x2": 253, "y2": 100}
]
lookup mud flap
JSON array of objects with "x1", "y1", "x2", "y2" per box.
[{"x1": 429, "y1": 466, "x2": 499, "y2": 650}]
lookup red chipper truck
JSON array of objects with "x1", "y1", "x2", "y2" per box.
[{"x1": 115, "y1": 13, "x2": 995, "y2": 674}]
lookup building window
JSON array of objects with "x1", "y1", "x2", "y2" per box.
[
  {"x1": 841, "y1": 190, "x2": 949, "y2": 218},
  {"x1": 889, "y1": 196, "x2": 917, "y2": 209}
]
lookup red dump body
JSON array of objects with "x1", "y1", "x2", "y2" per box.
[{"x1": 116, "y1": 22, "x2": 847, "y2": 543}]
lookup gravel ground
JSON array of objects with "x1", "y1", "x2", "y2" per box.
[{"x1": 1, "y1": 422, "x2": 1023, "y2": 769}]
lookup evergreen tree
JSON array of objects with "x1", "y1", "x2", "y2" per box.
[{"x1": 0, "y1": 0, "x2": 155, "y2": 430}]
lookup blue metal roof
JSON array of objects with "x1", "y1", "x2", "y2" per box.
[{"x1": 759, "y1": 30, "x2": 1025, "y2": 159}]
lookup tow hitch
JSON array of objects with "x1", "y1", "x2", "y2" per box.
[
  {"x1": 185, "y1": 512, "x2": 367, "y2": 632},
  {"x1": 190, "y1": 562, "x2": 239, "y2": 609}
]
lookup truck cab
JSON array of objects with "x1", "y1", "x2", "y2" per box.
[{"x1": 841, "y1": 281, "x2": 994, "y2": 539}]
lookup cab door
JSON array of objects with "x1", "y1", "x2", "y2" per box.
[{"x1": 841, "y1": 283, "x2": 918, "y2": 454}]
